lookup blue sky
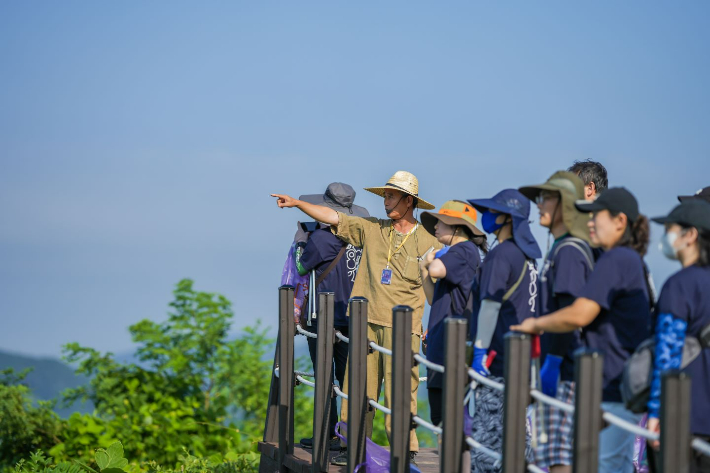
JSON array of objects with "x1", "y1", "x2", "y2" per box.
[{"x1": 1, "y1": 1, "x2": 709, "y2": 358}]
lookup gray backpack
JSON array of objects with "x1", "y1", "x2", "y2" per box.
[{"x1": 621, "y1": 323, "x2": 710, "y2": 413}]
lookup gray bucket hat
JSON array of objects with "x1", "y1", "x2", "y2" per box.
[{"x1": 299, "y1": 182, "x2": 370, "y2": 218}]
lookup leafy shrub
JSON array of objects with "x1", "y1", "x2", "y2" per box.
[
  {"x1": 12, "y1": 441, "x2": 259, "y2": 473},
  {"x1": 1, "y1": 280, "x2": 313, "y2": 472}
]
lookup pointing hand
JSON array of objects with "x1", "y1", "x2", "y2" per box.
[{"x1": 271, "y1": 194, "x2": 298, "y2": 208}]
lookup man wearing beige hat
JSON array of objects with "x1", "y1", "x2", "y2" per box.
[{"x1": 272, "y1": 171, "x2": 442, "y2": 464}]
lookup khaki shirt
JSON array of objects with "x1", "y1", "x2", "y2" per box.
[{"x1": 333, "y1": 212, "x2": 442, "y2": 334}]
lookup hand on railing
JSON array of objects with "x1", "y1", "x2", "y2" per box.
[
  {"x1": 471, "y1": 347, "x2": 491, "y2": 377},
  {"x1": 646, "y1": 417, "x2": 660, "y2": 450}
]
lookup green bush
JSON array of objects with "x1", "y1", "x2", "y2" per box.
[
  {"x1": 1, "y1": 280, "x2": 313, "y2": 472},
  {"x1": 12, "y1": 441, "x2": 259, "y2": 473}
]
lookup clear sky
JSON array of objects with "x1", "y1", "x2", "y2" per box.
[{"x1": 1, "y1": 1, "x2": 709, "y2": 358}]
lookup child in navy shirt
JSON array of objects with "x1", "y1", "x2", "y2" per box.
[
  {"x1": 419, "y1": 200, "x2": 487, "y2": 427},
  {"x1": 466, "y1": 189, "x2": 542, "y2": 472},
  {"x1": 519, "y1": 171, "x2": 594, "y2": 472},
  {"x1": 647, "y1": 200, "x2": 710, "y2": 473},
  {"x1": 513, "y1": 187, "x2": 652, "y2": 473}
]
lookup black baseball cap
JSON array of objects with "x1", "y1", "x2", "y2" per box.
[
  {"x1": 575, "y1": 187, "x2": 640, "y2": 223},
  {"x1": 652, "y1": 200, "x2": 710, "y2": 232},
  {"x1": 678, "y1": 186, "x2": 710, "y2": 204}
]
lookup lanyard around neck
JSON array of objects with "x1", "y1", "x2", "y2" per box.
[{"x1": 386, "y1": 224, "x2": 417, "y2": 268}]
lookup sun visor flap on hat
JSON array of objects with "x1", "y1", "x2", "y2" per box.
[{"x1": 519, "y1": 171, "x2": 590, "y2": 244}]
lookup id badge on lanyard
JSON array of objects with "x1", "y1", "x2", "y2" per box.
[
  {"x1": 381, "y1": 267, "x2": 392, "y2": 285},
  {"x1": 381, "y1": 224, "x2": 416, "y2": 285}
]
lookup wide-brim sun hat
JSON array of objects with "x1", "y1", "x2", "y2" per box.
[
  {"x1": 519, "y1": 171, "x2": 591, "y2": 244},
  {"x1": 364, "y1": 170, "x2": 436, "y2": 210},
  {"x1": 421, "y1": 200, "x2": 485, "y2": 238},
  {"x1": 466, "y1": 189, "x2": 542, "y2": 260},
  {"x1": 652, "y1": 199, "x2": 710, "y2": 232},
  {"x1": 299, "y1": 182, "x2": 371, "y2": 218}
]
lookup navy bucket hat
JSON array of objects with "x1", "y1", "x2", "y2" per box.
[{"x1": 467, "y1": 189, "x2": 542, "y2": 259}]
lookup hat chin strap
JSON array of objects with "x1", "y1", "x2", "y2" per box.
[
  {"x1": 385, "y1": 194, "x2": 406, "y2": 215},
  {"x1": 546, "y1": 202, "x2": 561, "y2": 254}
]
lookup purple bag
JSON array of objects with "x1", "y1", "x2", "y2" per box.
[
  {"x1": 335, "y1": 422, "x2": 422, "y2": 473},
  {"x1": 633, "y1": 414, "x2": 649, "y2": 473},
  {"x1": 281, "y1": 242, "x2": 309, "y2": 323}
]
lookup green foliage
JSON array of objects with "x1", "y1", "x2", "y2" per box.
[
  {"x1": 0, "y1": 369, "x2": 63, "y2": 467},
  {"x1": 13, "y1": 449, "x2": 88, "y2": 473},
  {"x1": 1, "y1": 279, "x2": 313, "y2": 473},
  {"x1": 10, "y1": 442, "x2": 259, "y2": 473},
  {"x1": 94, "y1": 442, "x2": 127, "y2": 471}
]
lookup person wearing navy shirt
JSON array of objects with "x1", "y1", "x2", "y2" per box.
[
  {"x1": 419, "y1": 200, "x2": 486, "y2": 427},
  {"x1": 300, "y1": 228, "x2": 363, "y2": 328},
  {"x1": 646, "y1": 200, "x2": 710, "y2": 473},
  {"x1": 466, "y1": 189, "x2": 542, "y2": 472},
  {"x1": 292, "y1": 183, "x2": 370, "y2": 451},
  {"x1": 519, "y1": 171, "x2": 594, "y2": 473},
  {"x1": 513, "y1": 187, "x2": 652, "y2": 473}
]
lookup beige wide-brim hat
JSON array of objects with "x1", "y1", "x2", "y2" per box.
[{"x1": 363, "y1": 170, "x2": 436, "y2": 210}]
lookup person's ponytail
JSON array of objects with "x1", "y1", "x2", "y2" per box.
[
  {"x1": 461, "y1": 226, "x2": 489, "y2": 254},
  {"x1": 697, "y1": 230, "x2": 710, "y2": 267},
  {"x1": 615, "y1": 212, "x2": 650, "y2": 256}
]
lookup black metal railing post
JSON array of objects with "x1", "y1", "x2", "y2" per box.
[
  {"x1": 278, "y1": 286, "x2": 295, "y2": 472},
  {"x1": 391, "y1": 305, "x2": 413, "y2": 473},
  {"x1": 572, "y1": 349, "x2": 603, "y2": 473},
  {"x1": 660, "y1": 370, "x2": 691, "y2": 472},
  {"x1": 347, "y1": 297, "x2": 369, "y2": 472},
  {"x1": 441, "y1": 318, "x2": 467, "y2": 473},
  {"x1": 263, "y1": 329, "x2": 280, "y2": 444},
  {"x1": 312, "y1": 292, "x2": 335, "y2": 472},
  {"x1": 502, "y1": 332, "x2": 531, "y2": 473}
]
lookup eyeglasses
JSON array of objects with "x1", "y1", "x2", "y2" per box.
[{"x1": 535, "y1": 192, "x2": 558, "y2": 205}]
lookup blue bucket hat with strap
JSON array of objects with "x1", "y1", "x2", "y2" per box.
[{"x1": 466, "y1": 188, "x2": 542, "y2": 260}]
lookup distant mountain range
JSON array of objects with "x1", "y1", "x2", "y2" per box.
[{"x1": 0, "y1": 349, "x2": 93, "y2": 417}]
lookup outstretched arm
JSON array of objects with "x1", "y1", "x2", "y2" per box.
[
  {"x1": 271, "y1": 194, "x2": 339, "y2": 226},
  {"x1": 510, "y1": 297, "x2": 601, "y2": 334}
]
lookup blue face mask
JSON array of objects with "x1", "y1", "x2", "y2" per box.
[{"x1": 482, "y1": 211, "x2": 505, "y2": 234}]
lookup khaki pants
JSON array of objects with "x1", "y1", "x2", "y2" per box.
[{"x1": 340, "y1": 323, "x2": 421, "y2": 452}]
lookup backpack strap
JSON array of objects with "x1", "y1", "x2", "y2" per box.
[
  {"x1": 502, "y1": 259, "x2": 532, "y2": 302},
  {"x1": 315, "y1": 244, "x2": 348, "y2": 288},
  {"x1": 551, "y1": 237, "x2": 595, "y2": 271}
]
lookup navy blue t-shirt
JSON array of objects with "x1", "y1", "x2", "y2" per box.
[
  {"x1": 654, "y1": 265, "x2": 710, "y2": 436},
  {"x1": 426, "y1": 241, "x2": 481, "y2": 388},
  {"x1": 539, "y1": 235, "x2": 594, "y2": 381},
  {"x1": 470, "y1": 239, "x2": 539, "y2": 378},
  {"x1": 300, "y1": 228, "x2": 363, "y2": 327},
  {"x1": 579, "y1": 246, "x2": 651, "y2": 402}
]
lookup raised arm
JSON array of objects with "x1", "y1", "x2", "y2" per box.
[
  {"x1": 271, "y1": 194, "x2": 339, "y2": 225},
  {"x1": 510, "y1": 297, "x2": 601, "y2": 334}
]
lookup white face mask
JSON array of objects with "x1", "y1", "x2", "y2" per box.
[{"x1": 659, "y1": 231, "x2": 686, "y2": 260}]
